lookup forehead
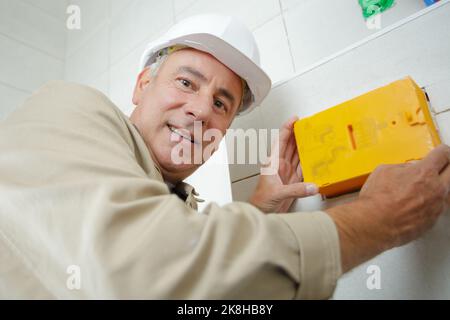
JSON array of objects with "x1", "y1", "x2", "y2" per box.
[{"x1": 163, "y1": 48, "x2": 240, "y2": 83}]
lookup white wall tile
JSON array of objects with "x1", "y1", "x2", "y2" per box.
[
  {"x1": 110, "y1": 0, "x2": 173, "y2": 65},
  {"x1": 425, "y1": 79, "x2": 450, "y2": 113},
  {"x1": 259, "y1": 82, "x2": 306, "y2": 131},
  {"x1": 176, "y1": 0, "x2": 280, "y2": 31},
  {"x1": 83, "y1": 71, "x2": 110, "y2": 96},
  {"x1": 65, "y1": 23, "x2": 109, "y2": 83},
  {"x1": 65, "y1": 0, "x2": 109, "y2": 55},
  {"x1": 109, "y1": 40, "x2": 147, "y2": 115},
  {"x1": 110, "y1": 0, "x2": 135, "y2": 19},
  {"x1": 0, "y1": 33, "x2": 64, "y2": 93},
  {"x1": 284, "y1": 0, "x2": 425, "y2": 72},
  {"x1": 253, "y1": 15, "x2": 294, "y2": 84},
  {"x1": 374, "y1": 0, "x2": 426, "y2": 26},
  {"x1": 280, "y1": 0, "x2": 309, "y2": 12},
  {"x1": 21, "y1": 0, "x2": 69, "y2": 21},
  {"x1": 0, "y1": 0, "x2": 66, "y2": 59},
  {"x1": 174, "y1": 0, "x2": 197, "y2": 16},
  {"x1": 231, "y1": 174, "x2": 259, "y2": 202},
  {"x1": 227, "y1": 107, "x2": 268, "y2": 182},
  {"x1": 436, "y1": 111, "x2": 450, "y2": 145},
  {"x1": 333, "y1": 208, "x2": 450, "y2": 300},
  {"x1": 284, "y1": 0, "x2": 373, "y2": 72},
  {"x1": 0, "y1": 83, "x2": 30, "y2": 120},
  {"x1": 186, "y1": 140, "x2": 233, "y2": 210}
]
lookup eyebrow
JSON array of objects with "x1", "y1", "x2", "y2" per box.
[{"x1": 175, "y1": 66, "x2": 237, "y2": 107}]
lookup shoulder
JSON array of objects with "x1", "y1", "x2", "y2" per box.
[
  {"x1": 11, "y1": 80, "x2": 123, "y2": 122},
  {"x1": 4, "y1": 80, "x2": 133, "y2": 142}
]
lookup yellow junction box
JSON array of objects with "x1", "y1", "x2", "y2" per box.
[{"x1": 293, "y1": 77, "x2": 441, "y2": 198}]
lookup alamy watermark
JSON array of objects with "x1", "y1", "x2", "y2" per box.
[
  {"x1": 66, "y1": 264, "x2": 81, "y2": 290},
  {"x1": 366, "y1": 264, "x2": 381, "y2": 290},
  {"x1": 168, "y1": 121, "x2": 280, "y2": 175},
  {"x1": 66, "y1": 5, "x2": 81, "y2": 30},
  {"x1": 365, "y1": 5, "x2": 383, "y2": 30}
]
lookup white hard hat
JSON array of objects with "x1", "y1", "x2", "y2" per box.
[{"x1": 139, "y1": 14, "x2": 272, "y2": 116}]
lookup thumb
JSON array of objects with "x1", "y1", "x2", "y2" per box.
[{"x1": 279, "y1": 182, "x2": 319, "y2": 199}]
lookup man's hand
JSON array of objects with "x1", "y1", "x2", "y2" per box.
[
  {"x1": 249, "y1": 116, "x2": 319, "y2": 213},
  {"x1": 327, "y1": 144, "x2": 450, "y2": 273}
]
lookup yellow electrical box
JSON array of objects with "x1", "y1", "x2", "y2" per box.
[{"x1": 294, "y1": 77, "x2": 441, "y2": 198}]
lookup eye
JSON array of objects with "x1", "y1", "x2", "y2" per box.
[
  {"x1": 179, "y1": 78, "x2": 192, "y2": 88},
  {"x1": 214, "y1": 100, "x2": 227, "y2": 112}
]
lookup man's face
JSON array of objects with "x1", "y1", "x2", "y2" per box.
[{"x1": 130, "y1": 48, "x2": 243, "y2": 183}]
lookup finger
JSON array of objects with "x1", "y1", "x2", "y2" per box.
[
  {"x1": 288, "y1": 161, "x2": 301, "y2": 184},
  {"x1": 285, "y1": 133, "x2": 296, "y2": 162},
  {"x1": 291, "y1": 151, "x2": 300, "y2": 171},
  {"x1": 419, "y1": 144, "x2": 450, "y2": 174},
  {"x1": 291, "y1": 140, "x2": 300, "y2": 164},
  {"x1": 278, "y1": 116, "x2": 298, "y2": 156},
  {"x1": 405, "y1": 160, "x2": 420, "y2": 165},
  {"x1": 288, "y1": 171, "x2": 300, "y2": 184},
  {"x1": 447, "y1": 193, "x2": 450, "y2": 208},
  {"x1": 280, "y1": 182, "x2": 318, "y2": 199},
  {"x1": 440, "y1": 161, "x2": 450, "y2": 187},
  {"x1": 296, "y1": 162, "x2": 303, "y2": 181}
]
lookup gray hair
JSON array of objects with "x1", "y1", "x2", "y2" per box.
[{"x1": 147, "y1": 49, "x2": 252, "y2": 114}]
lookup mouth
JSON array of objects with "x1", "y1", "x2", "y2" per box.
[{"x1": 167, "y1": 124, "x2": 198, "y2": 145}]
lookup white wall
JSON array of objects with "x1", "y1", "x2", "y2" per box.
[
  {"x1": 232, "y1": 1, "x2": 450, "y2": 299},
  {"x1": 0, "y1": 0, "x2": 66, "y2": 119}
]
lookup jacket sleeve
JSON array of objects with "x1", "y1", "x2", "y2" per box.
[{"x1": 75, "y1": 171, "x2": 342, "y2": 299}]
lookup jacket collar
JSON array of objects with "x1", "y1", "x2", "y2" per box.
[{"x1": 130, "y1": 122, "x2": 203, "y2": 210}]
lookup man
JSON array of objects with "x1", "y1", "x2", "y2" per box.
[{"x1": 0, "y1": 14, "x2": 449, "y2": 299}]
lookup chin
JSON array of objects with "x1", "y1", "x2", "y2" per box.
[{"x1": 154, "y1": 147, "x2": 200, "y2": 177}]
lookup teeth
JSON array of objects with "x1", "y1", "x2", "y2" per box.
[{"x1": 168, "y1": 125, "x2": 194, "y2": 143}]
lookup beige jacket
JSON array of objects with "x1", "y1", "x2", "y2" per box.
[{"x1": 0, "y1": 81, "x2": 341, "y2": 299}]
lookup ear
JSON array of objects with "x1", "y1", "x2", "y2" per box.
[{"x1": 132, "y1": 67, "x2": 152, "y2": 105}]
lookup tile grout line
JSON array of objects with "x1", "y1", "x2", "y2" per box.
[
  {"x1": 107, "y1": 0, "x2": 112, "y2": 95},
  {"x1": 171, "y1": 0, "x2": 176, "y2": 24},
  {"x1": 232, "y1": 173, "x2": 260, "y2": 184},
  {"x1": 435, "y1": 108, "x2": 450, "y2": 115},
  {"x1": 17, "y1": 0, "x2": 67, "y2": 22},
  {"x1": 174, "y1": 0, "x2": 201, "y2": 21},
  {"x1": 109, "y1": 23, "x2": 170, "y2": 70},
  {"x1": 62, "y1": 0, "x2": 69, "y2": 81},
  {"x1": 0, "y1": 80, "x2": 32, "y2": 95},
  {"x1": 278, "y1": 0, "x2": 296, "y2": 74},
  {"x1": 108, "y1": 1, "x2": 175, "y2": 67},
  {"x1": 251, "y1": 12, "x2": 281, "y2": 32},
  {"x1": 67, "y1": 1, "x2": 142, "y2": 59},
  {"x1": 65, "y1": 19, "x2": 110, "y2": 60},
  {"x1": 0, "y1": 30, "x2": 64, "y2": 62},
  {"x1": 109, "y1": 0, "x2": 137, "y2": 21}
]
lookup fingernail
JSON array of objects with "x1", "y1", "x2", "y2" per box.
[{"x1": 305, "y1": 183, "x2": 318, "y2": 195}]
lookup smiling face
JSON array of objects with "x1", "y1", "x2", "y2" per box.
[{"x1": 130, "y1": 48, "x2": 243, "y2": 184}]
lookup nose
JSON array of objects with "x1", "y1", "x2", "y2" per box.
[{"x1": 183, "y1": 94, "x2": 213, "y2": 124}]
